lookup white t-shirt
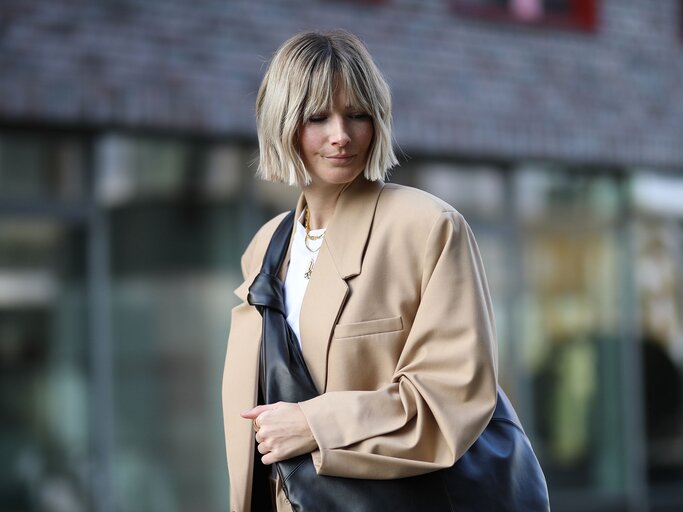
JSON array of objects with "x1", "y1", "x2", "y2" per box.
[{"x1": 284, "y1": 213, "x2": 326, "y2": 349}]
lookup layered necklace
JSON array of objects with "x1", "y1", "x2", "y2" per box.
[{"x1": 303, "y1": 206, "x2": 325, "y2": 279}]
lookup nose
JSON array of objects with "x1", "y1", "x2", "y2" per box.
[{"x1": 330, "y1": 116, "x2": 351, "y2": 147}]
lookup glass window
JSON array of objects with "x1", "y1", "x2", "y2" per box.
[
  {"x1": 516, "y1": 164, "x2": 621, "y2": 226},
  {"x1": 1, "y1": 131, "x2": 253, "y2": 512},
  {"x1": 473, "y1": 231, "x2": 516, "y2": 390},
  {"x1": 0, "y1": 220, "x2": 89, "y2": 511},
  {"x1": 417, "y1": 162, "x2": 506, "y2": 221},
  {"x1": 100, "y1": 136, "x2": 248, "y2": 512},
  {"x1": 631, "y1": 172, "x2": 683, "y2": 492},
  {"x1": 0, "y1": 134, "x2": 86, "y2": 202},
  {"x1": 96, "y1": 135, "x2": 190, "y2": 206},
  {"x1": 515, "y1": 165, "x2": 628, "y2": 496}
]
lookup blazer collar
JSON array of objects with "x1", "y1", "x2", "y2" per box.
[
  {"x1": 235, "y1": 177, "x2": 385, "y2": 300},
  {"x1": 293, "y1": 176, "x2": 385, "y2": 279}
]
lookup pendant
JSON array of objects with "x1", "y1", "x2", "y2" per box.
[{"x1": 304, "y1": 259, "x2": 314, "y2": 279}]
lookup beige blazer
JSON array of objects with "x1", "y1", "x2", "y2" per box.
[{"x1": 222, "y1": 177, "x2": 498, "y2": 512}]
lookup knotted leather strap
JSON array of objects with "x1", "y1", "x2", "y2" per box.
[
  {"x1": 247, "y1": 210, "x2": 319, "y2": 407},
  {"x1": 247, "y1": 210, "x2": 292, "y2": 314}
]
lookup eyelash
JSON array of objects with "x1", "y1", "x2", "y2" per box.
[{"x1": 307, "y1": 113, "x2": 370, "y2": 123}]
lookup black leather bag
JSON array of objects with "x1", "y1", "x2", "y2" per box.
[{"x1": 248, "y1": 210, "x2": 551, "y2": 512}]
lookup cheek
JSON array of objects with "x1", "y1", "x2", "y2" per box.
[
  {"x1": 298, "y1": 127, "x2": 322, "y2": 158},
  {"x1": 357, "y1": 124, "x2": 374, "y2": 153}
]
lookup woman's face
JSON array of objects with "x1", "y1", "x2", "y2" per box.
[{"x1": 298, "y1": 87, "x2": 374, "y2": 188}]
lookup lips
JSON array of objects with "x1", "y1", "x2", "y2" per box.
[{"x1": 325, "y1": 154, "x2": 355, "y2": 161}]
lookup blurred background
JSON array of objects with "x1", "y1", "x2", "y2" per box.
[{"x1": 1, "y1": 0, "x2": 682, "y2": 511}]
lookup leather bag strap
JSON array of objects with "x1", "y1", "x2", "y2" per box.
[{"x1": 247, "y1": 210, "x2": 319, "y2": 405}]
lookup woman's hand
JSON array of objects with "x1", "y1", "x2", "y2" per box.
[{"x1": 240, "y1": 402, "x2": 318, "y2": 465}]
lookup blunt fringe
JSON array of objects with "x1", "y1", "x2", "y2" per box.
[{"x1": 255, "y1": 30, "x2": 398, "y2": 186}]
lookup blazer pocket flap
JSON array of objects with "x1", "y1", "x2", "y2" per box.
[{"x1": 334, "y1": 316, "x2": 403, "y2": 339}]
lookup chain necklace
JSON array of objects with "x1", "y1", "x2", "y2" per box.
[{"x1": 303, "y1": 206, "x2": 325, "y2": 279}]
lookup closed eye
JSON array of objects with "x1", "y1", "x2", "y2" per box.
[
  {"x1": 348, "y1": 112, "x2": 370, "y2": 120},
  {"x1": 307, "y1": 114, "x2": 328, "y2": 123}
]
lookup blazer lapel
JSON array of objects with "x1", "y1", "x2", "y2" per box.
[
  {"x1": 299, "y1": 177, "x2": 385, "y2": 392},
  {"x1": 232, "y1": 178, "x2": 384, "y2": 395}
]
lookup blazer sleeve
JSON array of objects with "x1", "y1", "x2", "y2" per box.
[{"x1": 298, "y1": 211, "x2": 499, "y2": 479}]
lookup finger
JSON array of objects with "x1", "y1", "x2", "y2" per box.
[
  {"x1": 257, "y1": 442, "x2": 270, "y2": 455},
  {"x1": 240, "y1": 404, "x2": 273, "y2": 419},
  {"x1": 263, "y1": 446, "x2": 286, "y2": 465},
  {"x1": 240, "y1": 406, "x2": 262, "y2": 419}
]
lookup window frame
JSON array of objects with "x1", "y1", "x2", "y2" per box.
[
  {"x1": 327, "y1": 0, "x2": 388, "y2": 4},
  {"x1": 452, "y1": 0, "x2": 598, "y2": 32}
]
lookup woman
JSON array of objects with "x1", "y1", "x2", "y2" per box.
[{"x1": 222, "y1": 30, "x2": 498, "y2": 512}]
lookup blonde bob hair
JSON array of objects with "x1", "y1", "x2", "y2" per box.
[{"x1": 255, "y1": 30, "x2": 398, "y2": 186}]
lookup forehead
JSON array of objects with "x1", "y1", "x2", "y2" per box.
[
  {"x1": 331, "y1": 87, "x2": 360, "y2": 108},
  {"x1": 305, "y1": 73, "x2": 366, "y2": 113}
]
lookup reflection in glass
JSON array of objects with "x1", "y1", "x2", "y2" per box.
[
  {"x1": 102, "y1": 138, "x2": 246, "y2": 512},
  {"x1": 0, "y1": 134, "x2": 85, "y2": 201},
  {"x1": 0, "y1": 220, "x2": 89, "y2": 511},
  {"x1": 635, "y1": 219, "x2": 683, "y2": 484},
  {"x1": 417, "y1": 163, "x2": 505, "y2": 221},
  {"x1": 516, "y1": 167, "x2": 627, "y2": 493}
]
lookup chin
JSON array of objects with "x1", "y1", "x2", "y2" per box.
[{"x1": 312, "y1": 168, "x2": 364, "y2": 187}]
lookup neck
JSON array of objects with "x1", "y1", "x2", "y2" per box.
[{"x1": 302, "y1": 180, "x2": 354, "y2": 230}]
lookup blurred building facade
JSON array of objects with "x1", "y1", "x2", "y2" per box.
[{"x1": 1, "y1": 1, "x2": 682, "y2": 511}]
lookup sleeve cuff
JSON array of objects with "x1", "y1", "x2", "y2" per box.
[{"x1": 299, "y1": 398, "x2": 329, "y2": 473}]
